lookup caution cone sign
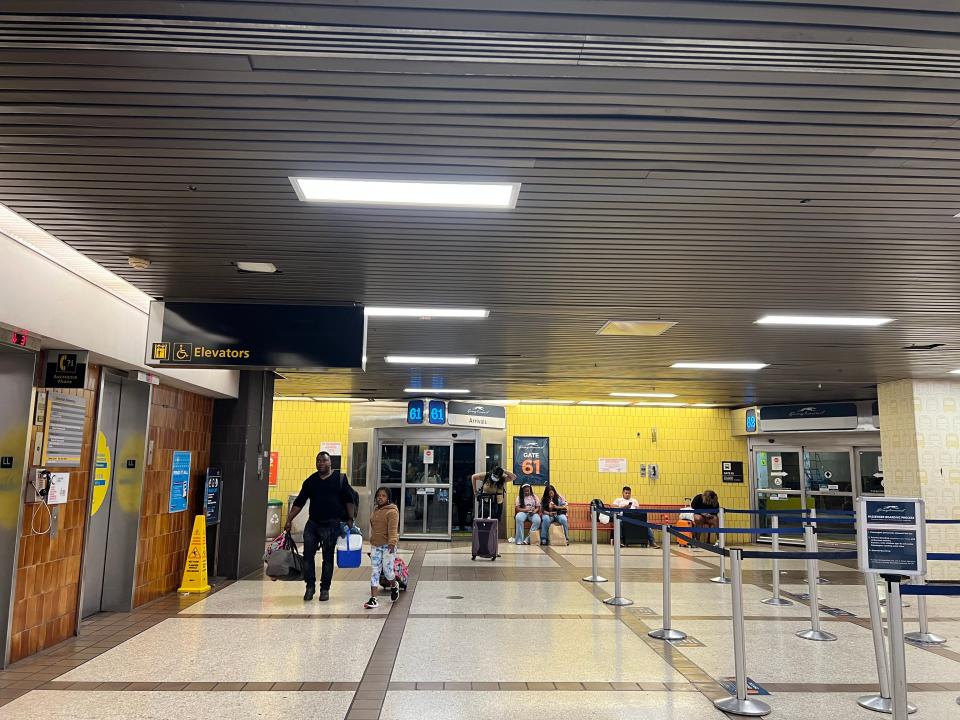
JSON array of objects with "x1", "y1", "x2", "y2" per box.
[{"x1": 178, "y1": 515, "x2": 211, "y2": 594}]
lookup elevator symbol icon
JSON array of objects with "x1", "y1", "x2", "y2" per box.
[
  {"x1": 151, "y1": 342, "x2": 169, "y2": 361},
  {"x1": 173, "y1": 343, "x2": 193, "y2": 362}
]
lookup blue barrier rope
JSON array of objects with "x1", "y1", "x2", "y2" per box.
[
  {"x1": 724, "y1": 508, "x2": 856, "y2": 516},
  {"x1": 662, "y1": 525, "x2": 731, "y2": 556},
  {"x1": 928, "y1": 552, "x2": 960, "y2": 561},
  {"x1": 741, "y1": 549, "x2": 858, "y2": 561},
  {"x1": 813, "y1": 527, "x2": 858, "y2": 535},
  {"x1": 927, "y1": 519, "x2": 960, "y2": 525},
  {"x1": 619, "y1": 516, "x2": 805, "y2": 535},
  {"x1": 900, "y1": 584, "x2": 960, "y2": 597}
]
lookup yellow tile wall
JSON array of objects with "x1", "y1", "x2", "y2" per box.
[
  {"x1": 269, "y1": 401, "x2": 352, "y2": 516},
  {"x1": 506, "y1": 405, "x2": 751, "y2": 537}
]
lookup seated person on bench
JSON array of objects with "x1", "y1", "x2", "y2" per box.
[
  {"x1": 539, "y1": 484, "x2": 569, "y2": 544},
  {"x1": 611, "y1": 486, "x2": 659, "y2": 549},
  {"x1": 691, "y1": 489, "x2": 720, "y2": 543}
]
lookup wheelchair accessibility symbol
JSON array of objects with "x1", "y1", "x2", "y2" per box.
[{"x1": 173, "y1": 343, "x2": 193, "y2": 362}]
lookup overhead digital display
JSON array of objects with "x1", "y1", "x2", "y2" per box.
[
  {"x1": 428, "y1": 400, "x2": 447, "y2": 425},
  {"x1": 407, "y1": 400, "x2": 424, "y2": 424}
]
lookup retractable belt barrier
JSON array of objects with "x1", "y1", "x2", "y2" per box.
[{"x1": 925, "y1": 519, "x2": 960, "y2": 524}]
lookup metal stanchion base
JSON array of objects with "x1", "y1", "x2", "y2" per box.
[
  {"x1": 710, "y1": 575, "x2": 732, "y2": 584},
  {"x1": 816, "y1": 577, "x2": 831, "y2": 584},
  {"x1": 905, "y1": 631, "x2": 947, "y2": 645},
  {"x1": 581, "y1": 575, "x2": 607, "y2": 583},
  {"x1": 648, "y1": 628, "x2": 686, "y2": 641},
  {"x1": 603, "y1": 596, "x2": 634, "y2": 606},
  {"x1": 796, "y1": 628, "x2": 837, "y2": 641},
  {"x1": 713, "y1": 696, "x2": 771, "y2": 717},
  {"x1": 857, "y1": 694, "x2": 917, "y2": 714},
  {"x1": 761, "y1": 596, "x2": 794, "y2": 606}
]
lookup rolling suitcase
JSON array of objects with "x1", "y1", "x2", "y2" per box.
[{"x1": 472, "y1": 493, "x2": 499, "y2": 561}]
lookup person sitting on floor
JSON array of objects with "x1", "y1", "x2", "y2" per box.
[
  {"x1": 539, "y1": 484, "x2": 569, "y2": 545},
  {"x1": 611, "y1": 486, "x2": 659, "y2": 549},
  {"x1": 513, "y1": 483, "x2": 541, "y2": 545},
  {"x1": 691, "y1": 489, "x2": 720, "y2": 544}
]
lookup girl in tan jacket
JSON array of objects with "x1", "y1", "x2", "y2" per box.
[{"x1": 364, "y1": 487, "x2": 400, "y2": 609}]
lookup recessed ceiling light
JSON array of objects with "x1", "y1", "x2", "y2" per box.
[
  {"x1": 365, "y1": 307, "x2": 489, "y2": 319},
  {"x1": 274, "y1": 396, "x2": 315, "y2": 401},
  {"x1": 312, "y1": 397, "x2": 370, "y2": 403},
  {"x1": 691, "y1": 403, "x2": 725, "y2": 408},
  {"x1": 949, "y1": 369, "x2": 960, "y2": 375},
  {"x1": 672, "y1": 362, "x2": 768, "y2": 370},
  {"x1": 596, "y1": 320, "x2": 677, "y2": 337},
  {"x1": 235, "y1": 261, "x2": 278, "y2": 274},
  {"x1": 578, "y1": 401, "x2": 630, "y2": 406},
  {"x1": 290, "y1": 177, "x2": 521, "y2": 209},
  {"x1": 756, "y1": 315, "x2": 892, "y2": 327},
  {"x1": 519, "y1": 399, "x2": 576, "y2": 405},
  {"x1": 610, "y1": 392, "x2": 678, "y2": 398},
  {"x1": 386, "y1": 355, "x2": 478, "y2": 365},
  {"x1": 633, "y1": 402, "x2": 688, "y2": 407},
  {"x1": 403, "y1": 387, "x2": 470, "y2": 394}
]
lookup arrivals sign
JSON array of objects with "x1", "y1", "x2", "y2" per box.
[
  {"x1": 513, "y1": 436, "x2": 549, "y2": 486},
  {"x1": 146, "y1": 301, "x2": 366, "y2": 370},
  {"x1": 857, "y1": 497, "x2": 926, "y2": 576},
  {"x1": 448, "y1": 401, "x2": 506, "y2": 429}
]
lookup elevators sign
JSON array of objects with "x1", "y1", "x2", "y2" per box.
[
  {"x1": 857, "y1": 497, "x2": 926, "y2": 577},
  {"x1": 146, "y1": 301, "x2": 366, "y2": 370},
  {"x1": 43, "y1": 349, "x2": 88, "y2": 389}
]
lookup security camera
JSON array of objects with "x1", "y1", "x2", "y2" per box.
[
  {"x1": 768, "y1": 438, "x2": 776, "y2": 444},
  {"x1": 451, "y1": 432, "x2": 458, "y2": 438}
]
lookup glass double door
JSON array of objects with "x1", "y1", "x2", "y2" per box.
[{"x1": 379, "y1": 442, "x2": 452, "y2": 539}]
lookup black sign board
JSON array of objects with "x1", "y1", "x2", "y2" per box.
[
  {"x1": 513, "y1": 436, "x2": 549, "y2": 486},
  {"x1": 865, "y1": 529, "x2": 919, "y2": 573},
  {"x1": 864, "y1": 499, "x2": 916, "y2": 525},
  {"x1": 721, "y1": 460, "x2": 744, "y2": 483},
  {"x1": 43, "y1": 350, "x2": 88, "y2": 389},
  {"x1": 146, "y1": 301, "x2": 366, "y2": 370},
  {"x1": 205, "y1": 467, "x2": 222, "y2": 526},
  {"x1": 0, "y1": 457, "x2": 13, "y2": 469}
]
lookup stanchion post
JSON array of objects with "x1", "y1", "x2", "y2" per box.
[
  {"x1": 796, "y1": 523, "x2": 837, "y2": 642},
  {"x1": 603, "y1": 512, "x2": 633, "y2": 606},
  {"x1": 710, "y1": 508, "x2": 731, "y2": 584},
  {"x1": 649, "y1": 525, "x2": 686, "y2": 641},
  {"x1": 904, "y1": 576, "x2": 945, "y2": 645},
  {"x1": 761, "y1": 514, "x2": 792, "y2": 607},
  {"x1": 713, "y1": 548, "x2": 770, "y2": 717},
  {"x1": 858, "y1": 572, "x2": 917, "y2": 715},
  {"x1": 884, "y1": 576, "x2": 910, "y2": 720},
  {"x1": 582, "y1": 506, "x2": 607, "y2": 584},
  {"x1": 809, "y1": 508, "x2": 830, "y2": 584}
]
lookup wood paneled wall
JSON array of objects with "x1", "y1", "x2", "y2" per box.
[
  {"x1": 10, "y1": 367, "x2": 99, "y2": 663},
  {"x1": 133, "y1": 385, "x2": 213, "y2": 607}
]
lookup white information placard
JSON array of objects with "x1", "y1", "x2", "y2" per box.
[
  {"x1": 598, "y1": 458, "x2": 627, "y2": 473},
  {"x1": 46, "y1": 472, "x2": 70, "y2": 505},
  {"x1": 857, "y1": 497, "x2": 926, "y2": 577}
]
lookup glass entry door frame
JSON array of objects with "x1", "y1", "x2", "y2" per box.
[{"x1": 855, "y1": 447, "x2": 884, "y2": 496}]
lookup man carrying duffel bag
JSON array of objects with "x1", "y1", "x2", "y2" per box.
[{"x1": 284, "y1": 451, "x2": 357, "y2": 602}]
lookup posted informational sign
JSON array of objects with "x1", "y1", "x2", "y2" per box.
[
  {"x1": 46, "y1": 472, "x2": 70, "y2": 505},
  {"x1": 771, "y1": 455, "x2": 783, "y2": 472},
  {"x1": 722, "y1": 460, "x2": 745, "y2": 483},
  {"x1": 42, "y1": 392, "x2": 87, "y2": 467},
  {"x1": 598, "y1": 458, "x2": 627, "y2": 473},
  {"x1": 407, "y1": 399, "x2": 424, "y2": 424},
  {"x1": 447, "y1": 401, "x2": 507, "y2": 429},
  {"x1": 858, "y1": 497, "x2": 926, "y2": 576},
  {"x1": 43, "y1": 350, "x2": 89, "y2": 389},
  {"x1": 513, "y1": 436, "x2": 550, "y2": 486},
  {"x1": 169, "y1": 450, "x2": 192, "y2": 513},
  {"x1": 204, "y1": 467, "x2": 222, "y2": 525},
  {"x1": 423, "y1": 449, "x2": 435, "y2": 464},
  {"x1": 320, "y1": 442, "x2": 342, "y2": 456},
  {"x1": 268, "y1": 451, "x2": 279, "y2": 487},
  {"x1": 146, "y1": 301, "x2": 366, "y2": 370}
]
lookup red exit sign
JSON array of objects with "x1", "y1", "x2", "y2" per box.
[{"x1": 11, "y1": 331, "x2": 28, "y2": 347}]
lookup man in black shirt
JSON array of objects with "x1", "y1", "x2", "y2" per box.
[{"x1": 285, "y1": 451, "x2": 356, "y2": 601}]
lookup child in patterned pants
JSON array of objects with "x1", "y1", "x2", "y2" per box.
[{"x1": 364, "y1": 487, "x2": 400, "y2": 609}]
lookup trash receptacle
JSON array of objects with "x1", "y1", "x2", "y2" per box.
[{"x1": 266, "y1": 500, "x2": 283, "y2": 539}]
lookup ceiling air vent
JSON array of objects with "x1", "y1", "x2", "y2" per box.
[
  {"x1": 902, "y1": 343, "x2": 944, "y2": 351},
  {"x1": 597, "y1": 320, "x2": 677, "y2": 337}
]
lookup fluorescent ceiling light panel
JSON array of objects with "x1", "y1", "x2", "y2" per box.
[
  {"x1": 290, "y1": 177, "x2": 520, "y2": 209},
  {"x1": 672, "y1": 362, "x2": 768, "y2": 370},
  {"x1": 312, "y1": 397, "x2": 369, "y2": 403},
  {"x1": 274, "y1": 396, "x2": 315, "y2": 401},
  {"x1": 950, "y1": 369, "x2": 960, "y2": 375},
  {"x1": 519, "y1": 399, "x2": 576, "y2": 405},
  {"x1": 0, "y1": 202, "x2": 152, "y2": 313},
  {"x1": 691, "y1": 403, "x2": 723, "y2": 407},
  {"x1": 633, "y1": 402, "x2": 688, "y2": 407},
  {"x1": 403, "y1": 387, "x2": 470, "y2": 394},
  {"x1": 385, "y1": 355, "x2": 478, "y2": 365},
  {"x1": 756, "y1": 315, "x2": 893, "y2": 327},
  {"x1": 578, "y1": 400, "x2": 630, "y2": 406},
  {"x1": 235, "y1": 261, "x2": 278, "y2": 273},
  {"x1": 365, "y1": 307, "x2": 489, "y2": 319},
  {"x1": 610, "y1": 392, "x2": 678, "y2": 398},
  {"x1": 597, "y1": 320, "x2": 677, "y2": 337}
]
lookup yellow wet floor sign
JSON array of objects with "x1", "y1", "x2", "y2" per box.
[{"x1": 178, "y1": 515, "x2": 211, "y2": 593}]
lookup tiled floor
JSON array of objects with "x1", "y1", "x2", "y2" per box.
[{"x1": 0, "y1": 539, "x2": 957, "y2": 720}]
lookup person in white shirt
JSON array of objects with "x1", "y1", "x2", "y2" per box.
[{"x1": 610, "y1": 486, "x2": 659, "y2": 548}]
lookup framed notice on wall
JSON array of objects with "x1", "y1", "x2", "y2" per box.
[
  {"x1": 513, "y1": 436, "x2": 550, "y2": 486},
  {"x1": 169, "y1": 450, "x2": 192, "y2": 513}
]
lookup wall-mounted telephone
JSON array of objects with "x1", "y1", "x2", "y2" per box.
[{"x1": 28, "y1": 469, "x2": 53, "y2": 535}]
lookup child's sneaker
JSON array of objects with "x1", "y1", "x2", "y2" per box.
[
  {"x1": 363, "y1": 596, "x2": 379, "y2": 609},
  {"x1": 390, "y1": 582, "x2": 400, "y2": 602}
]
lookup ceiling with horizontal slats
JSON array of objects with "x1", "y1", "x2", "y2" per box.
[{"x1": 1, "y1": 1, "x2": 960, "y2": 404}]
